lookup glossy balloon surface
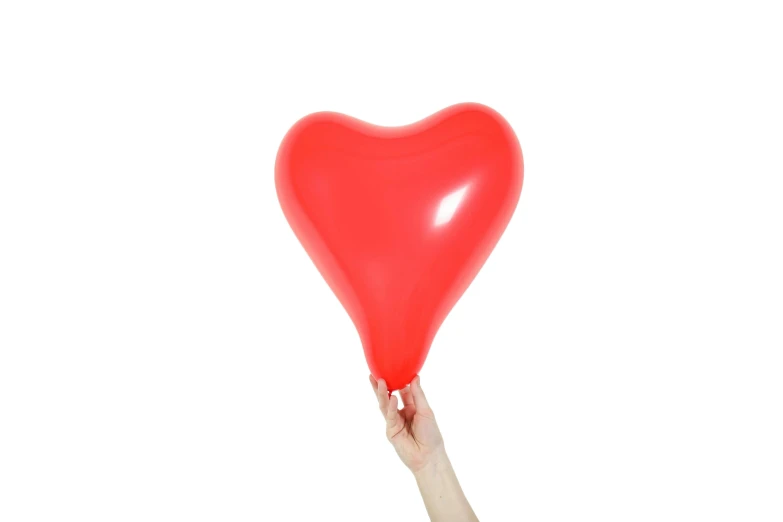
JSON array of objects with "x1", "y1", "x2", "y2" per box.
[{"x1": 275, "y1": 103, "x2": 523, "y2": 390}]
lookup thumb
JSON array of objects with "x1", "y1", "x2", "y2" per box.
[{"x1": 410, "y1": 375, "x2": 433, "y2": 415}]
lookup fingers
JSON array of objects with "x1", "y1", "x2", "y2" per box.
[
  {"x1": 371, "y1": 376, "x2": 408, "y2": 432},
  {"x1": 385, "y1": 394, "x2": 399, "y2": 425},
  {"x1": 410, "y1": 375, "x2": 433, "y2": 415},
  {"x1": 376, "y1": 378, "x2": 390, "y2": 416},
  {"x1": 385, "y1": 394, "x2": 403, "y2": 436},
  {"x1": 400, "y1": 385, "x2": 415, "y2": 408},
  {"x1": 370, "y1": 375, "x2": 404, "y2": 438}
]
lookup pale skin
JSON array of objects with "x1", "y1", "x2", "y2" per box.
[{"x1": 370, "y1": 375, "x2": 479, "y2": 522}]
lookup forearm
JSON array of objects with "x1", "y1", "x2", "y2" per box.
[{"x1": 413, "y1": 448, "x2": 478, "y2": 522}]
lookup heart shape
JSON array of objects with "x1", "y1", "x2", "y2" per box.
[{"x1": 275, "y1": 103, "x2": 523, "y2": 390}]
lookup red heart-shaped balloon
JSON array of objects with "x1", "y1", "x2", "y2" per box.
[{"x1": 276, "y1": 103, "x2": 523, "y2": 390}]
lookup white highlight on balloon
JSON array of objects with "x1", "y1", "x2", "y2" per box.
[{"x1": 434, "y1": 185, "x2": 469, "y2": 226}]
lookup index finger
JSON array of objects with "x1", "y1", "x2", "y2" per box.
[{"x1": 376, "y1": 378, "x2": 390, "y2": 416}]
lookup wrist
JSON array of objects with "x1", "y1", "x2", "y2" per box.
[{"x1": 412, "y1": 445, "x2": 450, "y2": 482}]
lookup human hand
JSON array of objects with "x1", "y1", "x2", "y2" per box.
[{"x1": 370, "y1": 374, "x2": 445, "y2": 474}]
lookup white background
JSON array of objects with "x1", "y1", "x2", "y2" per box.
[{"x1": 1, "y1": 1, "x2": 781, "y2": 521}]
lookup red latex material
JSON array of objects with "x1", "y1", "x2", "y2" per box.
[{"x1": 275, "y1": 103, "x2": 523, "y2": 390}]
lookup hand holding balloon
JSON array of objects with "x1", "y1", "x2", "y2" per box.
[
  {"x1": 370, "y1": 374, "x2": 443, "y2": 473},
  {"x1": 370, "y1": 375, "x2": 479, "y2": 522}
]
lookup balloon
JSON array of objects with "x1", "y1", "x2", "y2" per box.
[{"x1": 275, "y1": 103, "x2": 523, "y2": 390}]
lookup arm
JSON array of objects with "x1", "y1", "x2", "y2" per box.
[
  {"x1": 370, "y1": 375, "x2": 479, "y2": 522},
  {"x1": 413, "y1": 446, "x2": 478, "y2": 522}
]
